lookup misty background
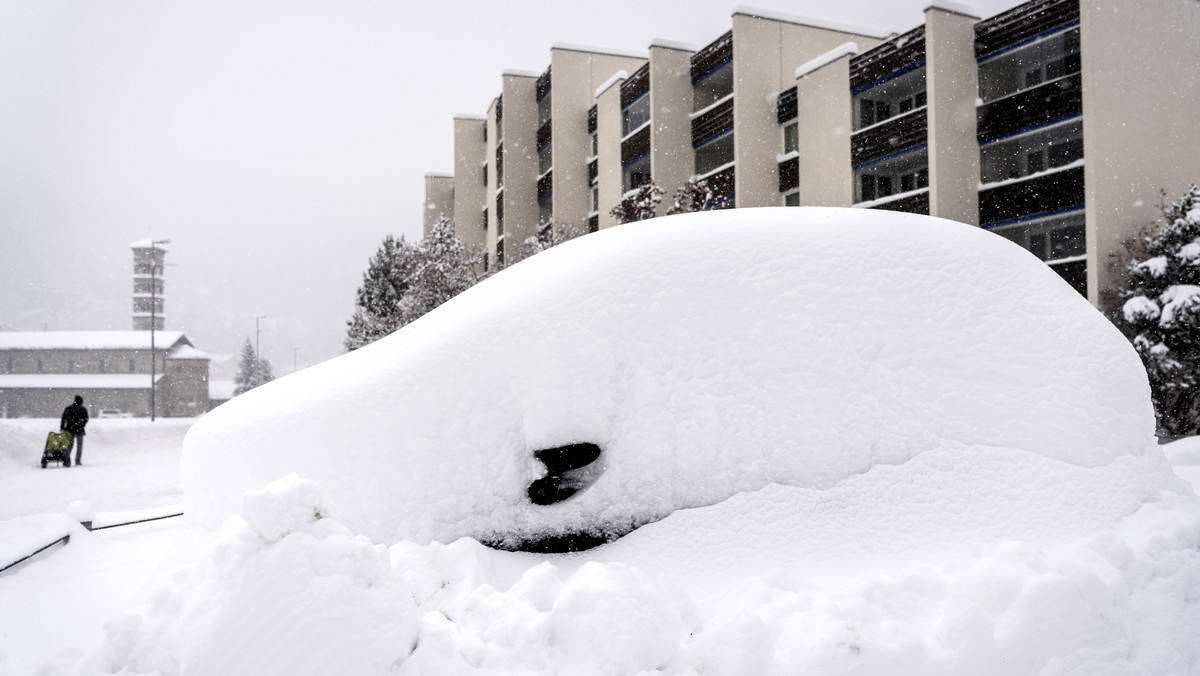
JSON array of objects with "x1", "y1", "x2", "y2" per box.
[{"x1": 0, "y1": 0, "x2": 1020, "y2": 375}]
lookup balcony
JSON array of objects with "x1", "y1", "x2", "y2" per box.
[
  {"x1": 978, "y1": 164, "x2": 1084, "y2": 226},
  {"x1": 537, "y1": 170, "x2": 553, "y2": 204},
  {"x1": 851, "y1": 107, "x2": 927, "y2": 168},
  {"x1": 587, "y1": 157, "x2": 598, "y2": 184},
  {"x1": 621, "y1": 64, "x2": 650, "y2": 109},
  {"x1": 866, "y1": 190, "x2": 929, "y2": 215},
  {"x1": 776, "y1": 87, "x2": 797, "y2": 124},
  {"x1": 977, "y1": 71, "x2": 1081, "y2": 142},
  {"x1": 850, "y1": 25, "x2": 924, "y2": 94},
  {"x1": 692, "y1": 97, "x2": 733, "y2": 148},
  {"x1": 621, "y1": 125, "x2": 650, "y2": 168},
  {"x1": 778, "y1": 156, "x2": 798, "y2": 193},
  {"x1": 692, "y1": 30, "x2": 732, "y2": 84}
]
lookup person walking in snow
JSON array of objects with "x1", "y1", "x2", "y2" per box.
[{"x1": 60, "y1": 394, "x2": 89, "y2": 466}]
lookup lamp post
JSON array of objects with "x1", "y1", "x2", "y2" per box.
[
  {"x1": 255, "y1": 314, "x2": 267, "y2": 359},
  {"x1": 148, "y1": 238, "x2": 170, "y2": 422}
]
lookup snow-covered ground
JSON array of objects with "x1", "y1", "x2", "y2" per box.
[{"x1": 2, "y1": 208, "x2": 1199, "y2": 675}]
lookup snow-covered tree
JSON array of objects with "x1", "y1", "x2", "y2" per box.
[
  {"x1": 233, "y1": 337, "x2": 274, "y2": 395},
  {"x1": 666, "y1": 177, "x2": 718, "y2": 215},
  {"x1": 1118, "y1": 185, "x2": 1200, "y2": 438},
  {"x1": 513, "y1": 219, "x2": 584, "y2": 262},
  {"x1": 345, "y1": 218, "x2": 482, "y2": 351},
  {"x1": 609, "y1": 183, "x2": 665, "y2": 224}
]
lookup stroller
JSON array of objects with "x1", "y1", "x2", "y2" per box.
[{"x1": 42, "y1": 430, "x2": 72, "y2": 468}]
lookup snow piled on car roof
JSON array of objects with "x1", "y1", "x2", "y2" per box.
[{"x1": 184, "y1": 207, "x2": 1157, "y2": 550}]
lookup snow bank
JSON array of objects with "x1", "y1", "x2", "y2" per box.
[
  {"x1": 184, "y1": 207, "x2": 1157, "y2": 548},
  {"x1": 80, "y1": 476, "x2": 419, "y2": 676}
]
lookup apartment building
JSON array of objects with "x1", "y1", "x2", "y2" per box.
[{"x1": 426, "y1": 0, "x2": 1200, "y2": 310}]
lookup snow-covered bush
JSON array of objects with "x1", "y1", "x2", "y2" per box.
[
  {"x1": 345, "y1": 217, "x2": 480, "y2": 351},
  {"x1": 1118, "y1": 185, "x2": 1200, "y2": 438},
  {"x1": 609, "y1": 182, "x2": 664, "y2": 223}
]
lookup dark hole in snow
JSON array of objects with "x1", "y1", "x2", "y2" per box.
[{"x1": 526, "y1": 442, "x2": 603, "y2": 506}]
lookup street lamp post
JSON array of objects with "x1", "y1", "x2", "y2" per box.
[
  {"x1": 148, "y1": 238, "x2": 170, "y2": 422},
  {"x1": 255, "y1": 314, "x2": 267, "y2": 359}
]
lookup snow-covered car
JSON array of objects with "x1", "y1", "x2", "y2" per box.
[{"x1": 96, "y1": 409, "x2": 129, "y2": 418}]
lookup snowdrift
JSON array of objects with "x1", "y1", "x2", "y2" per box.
[{"x1": 184, "y1": 207, "x2": 1158, "y2": 549}]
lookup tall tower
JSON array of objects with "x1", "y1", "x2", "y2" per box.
[{"x1": 130, "y1": 238, "x2": 167, "y2": 330}]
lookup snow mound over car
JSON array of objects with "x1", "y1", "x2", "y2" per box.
[{"x1": 184, "y1": 207, "x2": 1157, "y2": 548}]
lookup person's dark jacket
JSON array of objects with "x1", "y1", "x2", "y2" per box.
[{"x1": 61, "y1": 403, "x2": 89, "y2": 436}]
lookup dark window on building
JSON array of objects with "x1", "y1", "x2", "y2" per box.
[
  {"x1": 861, "y1": 175, "x2": 876, "y2": 202},
  {"x1": 1048, "y1": 137, "x2": 1083, "y2": 168},
  {"x1": 1027, "y1": 150, "x2": 1045, "y2": 173},
  {"x1": 37, "y1": 359, "x2": 44, "y2": 373},
  {"x1": 785, "y1": 192, "x2": 800, "y2": 207},
  {"x1": 130, "y1": 360, "x2": 136, "y2": 373}
]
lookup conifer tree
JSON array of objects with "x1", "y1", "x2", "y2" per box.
[
  {"x1": 514, "y1": 219, "x2": 584, "y2": 262},
  {"x1": 233, "y1": 337, "x2": 274, "y2": 395},
  {"x1": 1119, "y1": 185, "x2": 1200, "y2": 438},
  {"x1": 345, "y1": 218, "x2": 481, "y2": 351}
]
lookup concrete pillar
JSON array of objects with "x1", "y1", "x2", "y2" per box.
[
  {"x1": 795, "y1": 49, "x2": 858, "y2": 207},
  {"x1": 596, "y1": 73, "x2": 626, "y2": 229},
  {"x1": 925, "y1": 4, "x2": 981, "y2": 226},
  {"x1": 452, "y1": 116, "x2": 487, "y2": 261},
  {"x1": 648, "y1": 40, "x2": 695, "y2": 216},
  {"x1": 422, "y1": 174, "x2": 454, "y2": 239},
  {"x1": 500, "y1": 72, "x2": 540, "y2": 262}
]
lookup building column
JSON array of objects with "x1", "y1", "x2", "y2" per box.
[
  {"x1": 596, "y1": 73, "x2": 626, "y2": 229},
  {"x1": 926, "y1": 4, "x2": 981, "y2": 226}
]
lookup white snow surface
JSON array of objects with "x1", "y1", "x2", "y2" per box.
[{"x1": 185, "y1": 207, "x2": 1158, "y2": 552}]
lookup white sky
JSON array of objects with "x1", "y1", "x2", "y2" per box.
[{"x1": 0, "y1": 0, "x2": 1023, "y2": 372}]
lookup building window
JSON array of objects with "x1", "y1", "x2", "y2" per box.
[
  {"x1": 99, "y1": 359, "x2": 106, "y2": 374},
  {"x1": 482, "y1": 208, "x2": 488, "y2": 230},
  {"x1": 695, "y1": 131, "x2": 734, "y2": 176},
  {"x1": 482, "y1": 165, "x2": 487, "y2": 187},
  {"x1": 622, "y1": 94, "x2": 650, "y2": 137},
  {"x1": 538, "y1": 90, "x2": 552, "y2": 126},
  {"x1": 37, "y1": 359, "x2": 44, "y2": 373},
  {"x1": 693, "y1": 61, "x2": 733, "y2": 112},
  {"x1": 592, "y1": 187, "x2": 599, "y2": 213},
  {"x1": 68, "y1": 359, "x2": 76, "y2": 373},
  {"x1": 980, "y1": 119, "x2": 1083, "y2": 184},
  {"x1": 784, "y1": 191, "x2": 800, "y2": 207},
  {"x1": 623, "y1": 154, "x2": 651, "y2": 193},
  {"x1": 539, "y1": 198, "x2": 552, "y2": 227},
  {"x1": 989, "y1": 210, "x2": 1085, "y2": 262},
  {"x1": 783, "y1": 122, "x2": 798, "y2": 155},
  {"x1": 978, "y1": 27, "x2": 1081, "y2": 104},
  {"x1": 5, "y1": 358, "x2": 11, "y2": 374},
  {"x1": 130, "y1": 360, "x2": 136, "y2": 373},
  {"x1": 538, "y1": 143, "x2": 552, "y2": 174},
  {"x1": 591, "y1": 133, "x2": 598, "y2": 157},
  {"x1": 854, "y1": 147, "x2": 928, "y2": 204},
  {"x1": 853, "y1": 68, "x2": 926, "y2": 131}
]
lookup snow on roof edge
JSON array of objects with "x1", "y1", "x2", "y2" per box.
[
  {"x1": 454, "y1": 114, "x2": 487, "y2": 121},
  {"x1": 649, "y1": 38, "x2": 697, "y2": 53},
  {"x1": 732, "y1": 5, "x2": 894, "y2": 39},
  {"x1": 795, "y1": 42, "x2": 860, "y2": 80},
  {"x1": 425, "y1": 172, "x2": 453, "y2": 179},
  {"x1": 502, "y1": 69, "x2": 540, "y2": 79},
  {"x1": 552, "y1": 42, "x2": 647, "y2": 60},
  {"x1": 129, "y1": 238, "x2": 170, "y2": 250},
  {"x1": 595, "y1": 70, "x2": 629, "y2": 99},
  {"x1": 924, "y1": 0, "x2": 982, "y2": 19},
  {"x1": 0, "y1": 331, "x2": 191, "y2": 351}
]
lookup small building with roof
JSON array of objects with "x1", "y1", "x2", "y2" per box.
[{"x1": 0, "y1": 330, "x2": 210, "y2": 418}]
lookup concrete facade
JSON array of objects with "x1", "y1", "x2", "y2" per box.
[
  {"x1": 422, "y1": 173, "x2": 455, "y2": 238},
  {"x1": 1080, "y1": 0, "x2": 1200, "y2": 308},
  {"x1": 452, "y1": 115, "x2": 488, "y2": 259},
  {"x1": 548, "y1": 46, "x2": 648, "y2": 232},
  {"x1": 0, "y1": 332, "x2": 211, "y2": 418},
  {"x1": 423, "y1": 0, "x2": 1200, "y2": 310},
  {"x1": 731, "y1": 10, "x2": 889, "y2": 208}
]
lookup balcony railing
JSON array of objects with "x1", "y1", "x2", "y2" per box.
[
  {"x1": 692, "y1": 97, "x2": 734, "y2": 148},
  {"x1": 975, "y1": 0, "x2": 1080, "y2": 60},
  {"x1": 979, "y1": 165, "x2": 1084, "y2": 226},
  {"x1": 977, "y1": 71, "x2": 1081, "y2": 142},
  {"x1": 778, "y1": 156, "x2": 798, "y2": 193},
  {"x1": 621, "y1": 64, "x2": 650, "y2": 108},
  {"x1": 621, "y1": 125, "x2": 650, "y2": 167},
  {"x1": 692, "y1": 30, "x2": 732, "y2": 83},
  {"x1": 587, "y1": 105, "x2": 597, "y2": 135},
  {"x1": 851, "y1": 107, "x2": 927, "y2": 168},
  {"x1": 850, "y1": 25, "x2": 925, "y2": 94},
  {"x1": 776, "y1": 87, "x2": 797, "y2": 124},
  {"x1": 868, "y1": 190, "x2": 929, "y2": 215},
  {"x1": 537, "y1": 119, "x2": 552, "y2": 149},
  {"x1": 537, "y1": 171, "x2": 552, "y2": 204},
  {"x1": 587, "y1": 158, "x2": 598, "y2": 184}
]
